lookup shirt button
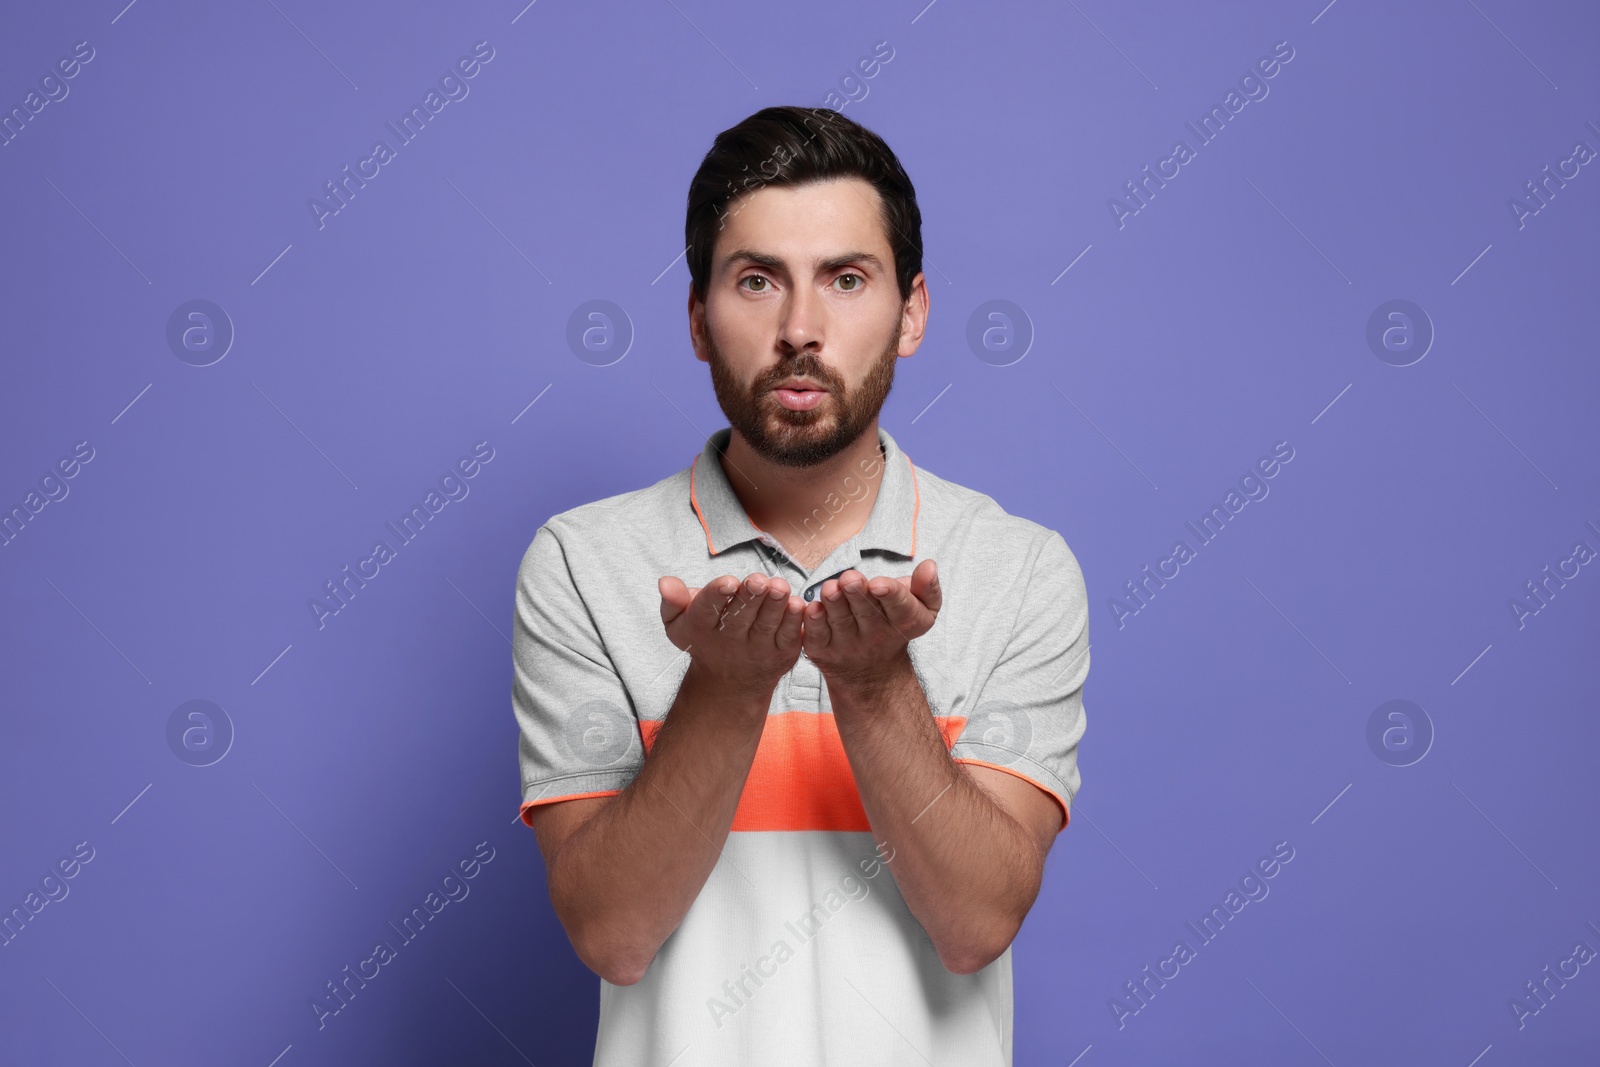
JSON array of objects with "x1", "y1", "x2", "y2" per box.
[{"x1": 804, "y1": 586, "x2": 818, "y2": 602}]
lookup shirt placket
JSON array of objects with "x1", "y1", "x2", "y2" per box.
[{"x1": 761, "y1": 538, "x2": 862, "y2": 710}]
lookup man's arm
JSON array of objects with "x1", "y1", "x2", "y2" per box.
[
  {"x1": 526, "y1": 657, "x2": 768, "y2": 986},
  {"x1": 828, "y1": 649, "x2": 1061, "y2": 975},
  {"x1": 803, "y1": 553, "x2": 1083, "y2": 975},
  {"x1": 524, "y1": 572, "x2": 804, "y2": 986}
]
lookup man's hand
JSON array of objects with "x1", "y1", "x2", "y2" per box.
[
  {"x1": 802, "y1": 559, "x2": 941, "y2": 689},
  {"x1": 659, "y1": 572, "x2": 806, "y2": 695}
]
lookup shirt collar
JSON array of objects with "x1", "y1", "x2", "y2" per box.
[{"x1": 689, "y1": 426, "x2": 920, "y2": 559}]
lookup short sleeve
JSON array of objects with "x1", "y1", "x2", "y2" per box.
[
  {"x1": 512, "y1": 523, "x2": 645, "y2": 828},
  {"x1": 950, "y1": 530, "x2": 1088, "y2": 833}
]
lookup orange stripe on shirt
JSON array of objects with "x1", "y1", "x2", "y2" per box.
[{"x1": 639, "y1": 712, "x2": 968, "y2": 832}]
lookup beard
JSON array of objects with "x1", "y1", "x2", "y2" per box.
[{"x1": 706, "y1": 316, "x2": 902, "y2": 469}]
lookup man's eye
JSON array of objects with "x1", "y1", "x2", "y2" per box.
[
  {"x1": 835, "y1": 273, "x2": 862, "y2": 291},
  {"x1": 742, "y1": 276, "x2": 770, "y2": 292}
]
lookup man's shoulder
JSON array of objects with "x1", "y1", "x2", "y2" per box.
[
  {"x1": 517, "y1": 463, "x2": 697, "y2": 572},
  {"x1": 548, "y1": 465, "x2": 689, "y2": 534},
  {"x1": 912, "y1": 460, "x2": 1069, "y2": 567}
]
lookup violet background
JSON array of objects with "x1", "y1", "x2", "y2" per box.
[{"x1": 2, "y1": 1, "x2": 1597, "y2": 1064}]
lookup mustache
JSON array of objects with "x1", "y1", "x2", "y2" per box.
[{"x1": 757, "y1": 360, "x2": 838, "y2": 390}]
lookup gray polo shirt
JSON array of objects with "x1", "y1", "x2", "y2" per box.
[{"x1": 512, "y1": 424, "x2": 1089, "y2": 1066}]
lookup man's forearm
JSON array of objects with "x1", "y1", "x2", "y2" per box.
[
  {"x1": 830, "y1": 650, "x2": 1044, "y2": 974},
  {"x1": 548, "y1": 660, "x2": 769, "y2": 985}
]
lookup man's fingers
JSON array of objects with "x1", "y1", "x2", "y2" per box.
[
  {"x1": 911, "y1": 559, "x2": 941, "y2": 612},
  {"x1": 692, "y1": 575, "x2": 740, "y2": 628},
  {"x1": 747, "y1": 576, "x2": 791, "y2": 637},
  {"x1": 774, "y1": 596, "x2": 805, "y2": 651},
  {"x1": 818, "y1": 575, "x2": 857, "y2": 637},
  {"x1": 866, "y1": 575, "x2": 922, "y2": 630},
  {"x1": 659, "y1": 575, "x2": 691, "y2": 625},
  {"x1": 803, "y1": 597, "x2": 832, "y2": 649},
  {"x1": 838, "y1": 571, "x2": 884, "y2": 633},
  {"x1": 717, "y1": 573, "x2": 771, "y2": 635}
]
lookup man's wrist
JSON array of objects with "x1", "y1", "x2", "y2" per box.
[
  {"x1": 682, "y1": 657, "x2": 778, "y2": 720},
  {"x1": 822, "y1": 647, "x2": 918, "y2": 708}
]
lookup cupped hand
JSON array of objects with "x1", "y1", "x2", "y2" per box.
[
  {"x1": 658, "y1": 571, "x2": 806, "y2": 695},
  {"x1": 801, "y1": 559, "x2": 941, "y2": 689}
]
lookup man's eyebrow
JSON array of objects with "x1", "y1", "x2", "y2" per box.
[{"x1": 723, "y1": 249, "x2": 887, "y2": 274}]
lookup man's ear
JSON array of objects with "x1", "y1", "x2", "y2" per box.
[{"x1": 687, "y1": 287, "x2": 709, "y2": 364}]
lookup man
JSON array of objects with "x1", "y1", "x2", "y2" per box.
[{"x1": 513, "y1": 105, "x2": 1089, "y2": 1066}]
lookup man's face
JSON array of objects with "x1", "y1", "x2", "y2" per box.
[{"x1": 691, "y1": 177, "x2": 924, "y2": 468}]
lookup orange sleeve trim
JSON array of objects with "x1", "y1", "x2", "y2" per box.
[
  {"x1": 952, "y1": 758, "x2": 1070, "y2": 833},
  {"x1": 519, "y1": 790, "x2": 622, "y2": 828},
  {"x1": 688, "y1": 454, "x2": 718, "y2": 555}
]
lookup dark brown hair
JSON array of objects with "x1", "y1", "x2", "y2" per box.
[{"x1": 685, "y1": 106, "x2": 924, "y2": 305}]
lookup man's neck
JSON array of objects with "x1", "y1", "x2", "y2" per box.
[{"x1": 718, "y1": 422, "x2": 885, "y2": 570}]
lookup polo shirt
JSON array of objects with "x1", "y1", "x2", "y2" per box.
[{"x1": 512, "y1": 425, "x2": 1089, "y2": 1067}]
